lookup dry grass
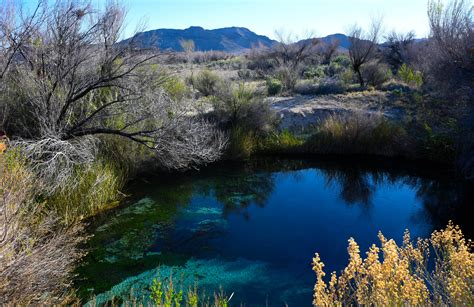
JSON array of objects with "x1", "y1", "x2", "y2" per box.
[
  {"x1": 306, "y1": 113, "x2": 409, "y2": 157},
  {"x1": 0, "y1": 148, "x2": 85, "y2": 304},
  {"x1": 46, "y1": 159, "x2": 125, "y2": 224},
  {"x1": 312, "y1": 222, "x2": 473, "y2": 306}
]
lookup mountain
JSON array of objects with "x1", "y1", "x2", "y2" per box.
[
  {"x1": 318, "y1": 33, "x2": 352, "y2": 49},
  {"x1": 123, "y1": 26, "x2": 277, "y2": 53},
  {"x1": 296, "y1": 33, "x2": 352, "y2": 51}
]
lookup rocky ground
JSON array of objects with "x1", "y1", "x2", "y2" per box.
[{"x1": 269, "y1": 91, "x2": 407, "y2": 132}]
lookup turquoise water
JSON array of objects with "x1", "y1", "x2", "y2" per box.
[{"x1": 76, "y1": 158, "x2": 472, "y2": 306}]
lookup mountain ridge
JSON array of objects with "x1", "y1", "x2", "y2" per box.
[{"x1": 123, "y1": 26, "x2": 278, "y2": 53}]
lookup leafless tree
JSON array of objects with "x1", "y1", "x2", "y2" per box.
[
  {"x1": 319, "y1": 38, "x2": 340, "y2": 64},
  {"x1": 383, "y1": 30, "x2": 416, "y2": 71},
  {"x1": 347, "y1": 17, "x2": 384, "y2": 87},
  {"x1": 427, "y1": 0, "x2": 473, "y2": 98},
  {"x1": 1, "y1": 1, "x2": 227, "y2": 179},
  {"x1": 0, "y1": 1, "x2": 46, "y2": 79},
  {"x1": 260, "y1": 31, "x2": 320, "y2": 90},
  {"x1": 271, "y1": 30, "x2": 319, "y2": 70}
]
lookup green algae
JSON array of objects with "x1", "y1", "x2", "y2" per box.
[{"x1": 86, "y1": 257, "x2": 308, "y2": 306}]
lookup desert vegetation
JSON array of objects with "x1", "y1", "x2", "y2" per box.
[
  {"x1": 312, "y1": 222, "x2": 473, "y2": 306},
  {"x1": 0, "y1": 0, "x2": 473, "y2": 305}
]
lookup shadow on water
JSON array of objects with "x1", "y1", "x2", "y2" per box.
[{"x1": 75, "y1": 157, "x2": 473, "y2": 305}]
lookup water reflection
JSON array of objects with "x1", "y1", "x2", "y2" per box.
[
  {"x1": 76, "y1": 158, "x2": 472, "y2": 304},
  {"x1": 197, "y1": 172, "x2": 275, "y2": 219}
]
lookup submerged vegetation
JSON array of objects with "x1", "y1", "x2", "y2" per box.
[{"x1": 0, "y1": 0, "x2": 472, "y2": 304}]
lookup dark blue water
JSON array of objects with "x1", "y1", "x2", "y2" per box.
[{"x1": 77, "y1": 158, "x2": 472, "y2": 306}]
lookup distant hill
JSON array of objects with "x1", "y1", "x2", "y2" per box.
[
  {"x1": 123, "y1": 26, "x2": 277, "y2": 53},
  {"x1": 296, "y1": 33, "x2": 352, "y2": 52},
  {"x1": 123, "y1": 27, "x2": 427, "y2": 54},
  {"x1": 318, "y1": 33, "x2": 352, "y2": 49}
]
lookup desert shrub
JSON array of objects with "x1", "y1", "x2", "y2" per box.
[
  {"x1": 294, "y1": 80, "x2": 320, "y2": 95},
  {"x1": 0, "y1": 148, "x2": 84, "y2": 304},
  {"x1": 312, "y1": 222, "x2": 473, "y2": 306},
  {"x1": 191, "y1": 51, "x2": 232, "y2": 64},
  {"x1": 331, "y1": 55, "x2": 352, "y2": 67},
  {"x1": 315, "y1": 78, "x2": 347, "y2": 95},
  {"x1": 213, "y1": 82, "x2": 255, "y2": 124},
  {"x1": 304, "y1": 66, "x2": 326, "y2": 79},
  {"x1": 340, "y1": 69, "x2": 355, "y2": 86},
  {"x1": 305, "y1": 113, "x2": 407, "y2": 156},
  {"x1": 325, "y1": 61, "x2": 348, "y2": 77},
  {"x1": 237, "y1": 69, "x2": 258, "y2": 80},
  {"x1": 361, "y1": 62, "x2": 393, "y2": 87},
  {"x1": 214, "y1": 83, "x2": 277, "y2": 134},
  {"x1": 275, "y1": 66, "x2": 300, "y2": 92},
  {"x1": 190, "y1": 70, "x2": 221, "y2": 96},
  {"x1": 246, "y1": 48, "x2": 276, "y2": 77},
  {"x1": 397, "y1": 64, "x2": 423, "y2": 87},
  {"x1": 266, "y1": 77, "x2": 283, "y2": 96},
  {"x1": 162, "y1": 76, "x2": 189, "y2": 101}
]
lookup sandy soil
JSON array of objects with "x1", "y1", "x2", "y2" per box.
[{"x1": 269, "y1": 91, "x2": 407, "y2": 131}]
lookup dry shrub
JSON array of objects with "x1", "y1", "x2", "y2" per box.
[
  {"x1": 312, "y1": 222, "x2": 473, "y2": 306},
  {"x1": 361, "y1": 62, "x2": 392, "y2": 87},
  {"x1": 0, "y1": 148, "x2": 85, "y2": 304},
  {"x1": 190, "y1": 70, "x2": 222, "y2": 96},
  {"x1": 426, "y1": 0, "x2": 474, "y2": 100},
  {"x1": 12, "y1": 137, "x2": 98, "y2": 195}
]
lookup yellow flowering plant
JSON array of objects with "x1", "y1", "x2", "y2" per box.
[{"x1": 312, "y1": 222, "x2": 473, "y2": 306}]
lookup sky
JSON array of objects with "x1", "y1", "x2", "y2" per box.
[{"x1": 25, "y1": 0, "x2": 432, "y2": 40}]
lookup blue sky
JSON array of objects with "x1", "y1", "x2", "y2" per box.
[{"x1": 25, "y1": 0, "x2": 432, "y2": 39}]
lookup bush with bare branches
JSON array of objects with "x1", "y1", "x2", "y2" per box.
[
  {"x1": 426, "y1": 0, "x2": 474, "y2": 99},
  {"x1": 0, "y1": 0, "x2": 226, "y2": 179}
]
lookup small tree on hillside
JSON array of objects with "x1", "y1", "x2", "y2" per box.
[{"x1": 347, "y1": 17, "x2": 384, "y2": 87}]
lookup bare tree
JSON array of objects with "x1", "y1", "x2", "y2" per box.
[
  {"x1": 383, "y1": 30, "x2": 416, "y2": 71},
  {"x1": 0, "y1": 0, "x2": 46, "y2": 79},
  {"x1": 1, "y1": 1, "x2": 227, "y2": 177},
  {"x1": 427, "y1": 0, "x2": 473, "y2": 98},
  {"x1": 348, "y1": 17, "x2": 384, "y2": 87},
  {"x1": 271, "y1": 30, "x2": 319, "y2": 70},
  {"x1": 320, "y1": 38, "x2": 340, "y2": 64},
  {"x1": 262, "y1": 31, "x2": 320, "y2": 90}
]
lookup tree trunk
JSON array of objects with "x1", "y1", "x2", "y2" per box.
[{"x1": 356, "y1": 68, "x2": 364, "y2": 87}]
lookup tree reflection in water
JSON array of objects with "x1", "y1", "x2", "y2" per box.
[{"x1": 76, "y1": 158, "x2": 473, "y2": 299}]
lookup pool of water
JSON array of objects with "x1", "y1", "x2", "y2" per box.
[{"x1": 76, "y1": 158, "x2": 472, "y2": 306}]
